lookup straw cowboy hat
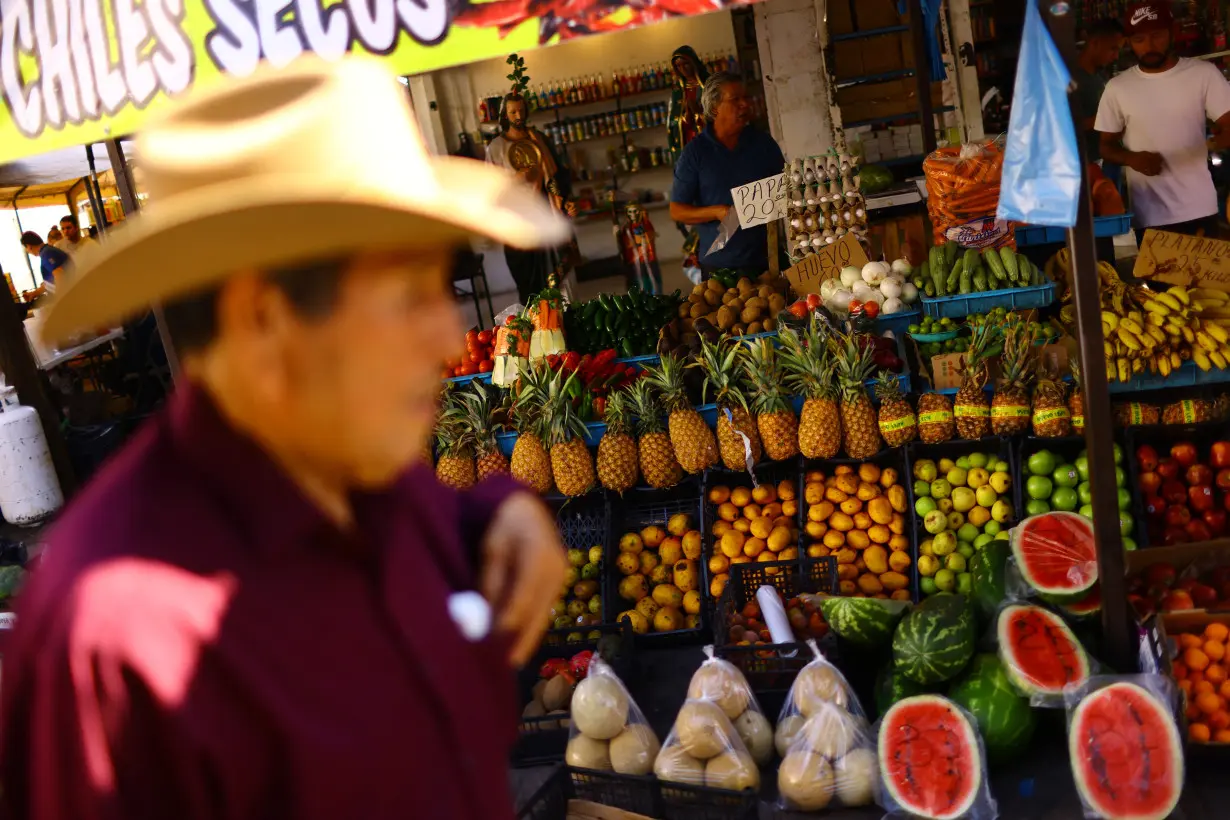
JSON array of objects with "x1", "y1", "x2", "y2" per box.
[{"x1": 41, "y1": 56, "x2": 571, "y2": 343}]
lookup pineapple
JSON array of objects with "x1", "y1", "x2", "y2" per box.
[
  {"x1": 742, "y1": 339, "x2": 799, "y2": 462},
  {"x1": 1031, "y1": 361, "x2": 1071, "y2": 438},
  {"x1": 875, "y1": 371, "x2": 917, "y2": 447},
  {"x1": 693, "y1": 336, "x2": 763, "y2": 470},
  {"x1": 543, "y1": 369, "x2": 596, "y2": 497},
  {"x1": 629, "y1": 379, "x2": 683, "y2": 489},
  {"x1": 832, "y1": 335, "x2": 881, "y2": 459},
  {"x1": 457, "y1": 383, "x2": 509, "y2": 480},
  {"x1": 597, "y1": 389, "x2": 640, "y2": 492},
  {"x1": 779, "y1": 319, "x2": 842, "y2": 459},
  {"x1": 510, "y1": 364, "x2": 554, "y2": 494},
  {"x1": 991, "y1": 320, "x2": 1034, "y2": 437},
  {"x1": 433, "y1": 393, "x2": 476, "y2": 490},
  {"x1": 954, "y1": 322, "x2": 993, "y2": 440},
  {"x1": 916, "y1": 391, "x2": 955, "y2": 443},
  {"x1": 647, "y1": 353, "x2": 717, "y2": 474},
  {"x1": 1068, "y1": 360, "x2": 1085, "y2": 435}
]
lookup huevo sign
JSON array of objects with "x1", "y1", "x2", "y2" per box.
[{"x1": 0, "y1": 0, "x2": 759, "y2": 165}]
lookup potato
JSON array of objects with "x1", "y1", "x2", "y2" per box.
[
  {"x1": 716, "y1": 306, "x2": 736, "y2": 330},
  {"x1": 732, "y1": 323, "x2": 747, "y2": 335},
  {"x1": 768, "y1": 294, "x2": 786, "y2": 314},
  {"x1": 678, "y1": 302, "x2": 692, "y2": 318},
  {"x1": 736, "y1": 277, "x2": 755, "y2": 293},
  {"x1": 707, "y1": 278, "x2": 727, "y2": 293},
  {"x1": 543, "y1": 674, "x2": 574, "y2": 712},
  {"x1": 746, "y1": 321, "x2": 763, "y2": 335},
  {"x1": 729, "y1": 297, "x2": 746, "y2": 312},
  {"x1": 704, "y1": 289, "x2": 722, "y2": 306},
  {"x1": 523, "y1": 700, "x2": 546, "y2": 719},
  {"x1": 763, "y1": 317, "x2": 777, "y2": 331},
  {"x1": 757, "y1": 285, "x2": 773, "y2": 299},
  {"x1": 689, "y1": 302, "x2": 708, "y2": 319},
  {"x1": 740, "y1": 307, "x2": 761, "y2": 325},
  {"x1": 691, "y1": 283, "x2": 706, "y2": 296}
]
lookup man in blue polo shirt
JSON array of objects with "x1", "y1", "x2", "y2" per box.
[
  {"x1": 20, "y1": 231, "x2": 71, "y2": 297},
  {"x1": 670, "y1": 72, "x2": 784, "y2": 276}
]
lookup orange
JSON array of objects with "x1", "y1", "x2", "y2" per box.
[
  {"x1": 1191, "y1": 671, "x2": 1206, "y2": 687},
  {"x1": 1189, "y1": 723, "x2": 1211, "y2": 743},
  {"x1": 1206, "y1": 622, "x2": 1230, "y2": 642},
  {"x1": 1173, "y1": 663, "x2": 1188, "y2": 680},
  {"x1": 1206, "y1": 664, "x2": 1227, "y2": 686},
  {"x1": 708, "y1": 486, "x2": 731, "y2": 506},
  {"x1": 718, "y1": 502, "x2": 739, "y2": 522},
  {"x1": 1210, "y1": 711, "x2": 1230, "y2": 732},
  {"x1": 1180, "y1": 633, "x2": 1204, "y2": 650},
  {"x1": 730, "y1": 487, "x2": 752, "y2": 507},
  {"x1": 1195, "y1": 680, "x2": 1215, "y2": 696},
  {"x1": 1220, "y1": 680, "x2": 1230, "y2": 700},
  {"x1": 1196, "y1": 692, "x2": 1222, "y2": 715},
  {"x1": 1216, "y1": 729, "x2": 1230, "y2": 743},
  {"x1": 1206, "y1": 641, "x2": 1227, "y2": 662},
  {"x1": 1186, "y1": 702, "x2": 1202, "y2": 722},
  {"x1": 1185, "y1": 647, "x2": 1211, "y2": 672},
  {"x1": 751, "y1": 484, "x2": 776, "y2": 505},
  {"x1": 1178, "y1": 679, "x2": 1193, "y2": 698}
]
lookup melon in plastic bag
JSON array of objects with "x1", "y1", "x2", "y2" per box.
[
  {"x1": 565, "y1": 654, "x2": 660, "y2": 775},
  {"x1": 654, "y1": 683, "x2": 761, "y2": 792},
  {"x1": 686, "y1": 646, "x2": 774, "y2": 765},
  {"x1": 775, "y1": 640, "x2": 877, "y2": 811}
]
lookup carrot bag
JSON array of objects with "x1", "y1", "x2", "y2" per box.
[
  {"x1": 923, "y1": 138, "x2": 1015, "y2": 250},
  {"x1": 565, "y1": 654, "x2": 660, "y2": 776},
  {"x1": 774, "y1": 640, "x2": 878, "y2": 812},
  {"x1": 686, "y1": 646, "x2": 775, "y2": 765}
]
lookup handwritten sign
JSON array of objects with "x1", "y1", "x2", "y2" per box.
[
  {"x1": 732, "y1": 174, "x2": 788, "y2": 229},
  {"x1": 1134, "y1": 230, "x2": 1230, "y2": 292},
  {"x1": 782, "y1": 234, "x2": 870, "y2": 296}
]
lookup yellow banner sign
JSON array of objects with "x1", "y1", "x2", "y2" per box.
[{"x1": 0, "y1": 0, "x2": 755, "y2": 165}]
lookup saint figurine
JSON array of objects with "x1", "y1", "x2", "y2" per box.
[
  {"x1": 667, "y1": 46, "x2": 710, "y2": 163},
  {"x1": 485, "y1": 53, "x2": 577, "y2": 302},
  {"x1": 614, "y1": 200, "x2": 662, "y2": 295}
]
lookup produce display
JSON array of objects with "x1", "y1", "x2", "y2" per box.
[
  {"x1": 801, "y1": 464, "x2": 912, "y2": 598},
  {"x1": 1135, "y1": 437, "x2": 1230, "y2": 546},
  {"x1": 784, "y1": 152, "x2": 870, "y2": 258},
  {"x1": 996, "y1": 603, "x2": 1091, "y2": 700},
  {"x1": 877, "y1": 695, "x2": 987, "y2": 820},
  {"x1": 613, "y1": 514, "x2": 703, "y2": 634},
  {"x1": 1068, "y1": 681, "x2": 1184, "y2": 820},
  {"x1": 815, "y1": 259, "x2": 920, "y2": 317},
  {"x1": 1128, "y1": 562, "x2": 1230, "y2": 618},
  {"x1": 724, "y1": 595, "x2": 829, "y2": 647},
  {"x1": 542, "y1": 349, "x2": 643, "y2": 422},
  {"x1": 891, "y1": 593, "x2": 976, "y2": 686},
  {"x1": 706, "y1": 481, "x2": 800, "y2": 599},
  {"x1": 920, "y1": 243, "x2": 1043, "y2": 298},
  {"x1": 1169, "y1": 620, "x2": 1230, "y2": 744},
  {"x1": 565, "y1": 656, "x2": 660, "y2": 775},
  {"x1": 655, "y1": 679, "x2": 762, "y2": 791},
  {"x1": 564, "y1": 289, "x2": 681, "y2": 359},
  {"x1": 911, "y1": 452, "x2": 1014, "y2": 597},
  {"x1": 947, "y1": 654, "x2": 1036, "y2": 764},
  {"x1": 553, "y1": 544, "x2": 605, "y2": 636},
  {"x1": 1008, "y1": 510, "x2": 1098, "y2": 603},
  {"x1": 684, "y1": 651, "x2": 774, "y2": 765},
  {"x1": 1022, "y1": 445, "x2": 1132, "y2": 544},
  {"x1": 679, "y1": 272, "x2": 790, "y2": 337}
]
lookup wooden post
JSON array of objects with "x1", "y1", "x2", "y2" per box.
[
  {"x1": 767, "y1": 220, "x2": 781, "y2": 277},
  {"x1": 908, "y1": 0, "x2": 938, "y2": 155}
]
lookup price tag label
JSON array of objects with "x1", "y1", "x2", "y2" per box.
[
  {"x1": 731, "y1": 174, "x2": 788, "y2": 229},
  {"x1": 782, "y1": 234, "x2": 871, "y2": 296},
  {"x1": 0, "y1": 612, "x2": 17, "y2": 630}
]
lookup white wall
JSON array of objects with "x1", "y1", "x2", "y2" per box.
[
  {"x1": 1, "y1": 205, "x2": 67, "y2": 294},
  {"x1": 756, "y1": 0, "x2": 835, "y2": 159}
]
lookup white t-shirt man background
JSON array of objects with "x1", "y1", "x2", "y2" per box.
[{"x1": 1096, "y1": 58, "x2": 1230, "y2": 228}]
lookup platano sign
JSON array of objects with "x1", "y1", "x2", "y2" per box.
[{"x1": 0, "y1": 0, "x2": 759, "y2": 165}]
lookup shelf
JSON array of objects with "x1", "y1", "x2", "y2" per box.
[
  {"x1": 836, "y1": 68, "x2": 915, "y2": 88},
  {"x1": 573, "y1": 199, "x2": 669, "y2": 224},
  {"x1": 551, "y1": 123, "x2": 666, "y2": 146},
  {"x1": 529, "y1": 85, "x2": 673, "y2": 114},
  {"x1": 844, "y1": 104, "x2": 956, "y2": 130},
  {"x1": 830, "y1": 24, "x2": 909, "y2": 42}
]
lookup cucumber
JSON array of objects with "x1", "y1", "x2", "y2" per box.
[
  {"x1": 1000, "y1": 246, "x2": 1020, "y2": 283},
  {"x1": 983, "y1": 248, "x2": 1008, "y2": 282},
  {"x1": 924, "y1": 281, "x2": 936, "y2": 297},
  {"x1": 918, "y1": 261, "x2": 930, "y2": 292},
  {"x1": 932, "y1": 257, "x2": 948, "y2": 297}
]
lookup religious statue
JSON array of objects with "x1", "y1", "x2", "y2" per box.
[
  {"x1": 485, "y1": 53, "x2": 577, "y2": 302},
  {"x1": 613, "y1": 199, "x2": 662, "y2": 295},
  {"x1": 667, "y1": 45, "x2": 710, "y2": 163}
]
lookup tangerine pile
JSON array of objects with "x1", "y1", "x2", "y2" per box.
[
  {"x1": 707, "y1": 480, "x2": 800, "y2": 599},
  {"x1": 1173, "y1": 621, "x2": 1230, "y2": 744}
]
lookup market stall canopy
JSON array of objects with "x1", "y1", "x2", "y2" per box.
[
  {"x1": 0, "y1": 146, "x2": 122, "y2": 207},
  {"x1": 0, "y1": 0, "x2": 765, "y2": 166}
]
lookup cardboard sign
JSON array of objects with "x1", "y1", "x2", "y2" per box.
[
  {"x1": 1133, "y1": 230, "x2": 1230, "y2": 291},
  {"x1": 782, "y1": 234, "x2": 871, "y2": 296},
  {"x1": 731, "y1": 174, "x2": 788, "y2": 229}
]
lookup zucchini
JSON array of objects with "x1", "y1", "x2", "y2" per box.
[
  {"x1": 959, "y1": 269, "x2": 973, "y2": 294},
  {"x1": 946, "y1": 258, "x2": 964, "y2": 292},
  {"x1": 929, "y1": 246, "x2": 945, "y2": 283},
  {"x1": 983, "y1": 248, "x2": 1008, "y2": 282},
  {"x1": 973, "y1": 270, "x2": 988, "y2": 292},
  {"x1": 943, "y1": 241, "x2": 960, "y2": 269},
  {"x1": 918, "y1": 261, "x2": 930, "y2": 292},
  {"x1": 1000, "y1": 247, "x2": 1019, "y2": 284},
  {"x1": 963, "y1": 249, "x2": 980, "y2": 283},
  {"x1": 932, "y1": 258, "x2": 948, "y2": 297}
]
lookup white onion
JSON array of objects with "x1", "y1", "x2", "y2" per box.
[
  {"x1": 861, "y1": 261, "x2": 890, "y2": 286},
  {"x1": 879, "y1": 279, "x2": 903, "y2": 300},
  {"x1": 891, "y1": 258, "x2": 913, "y2": 276},
  {"x1": 862, "y1": 289, "x2": 883, "y2": 305},
  {"x1": 831, "y1": 289, "x2": 853, "y2": 311},
  {"x1": 901, "y1": 282, "x2": 919, "y2": 304},
  {"x1": 852, "y1": 282, "x2": 875, "y2": 301},
  {"x1": 839, "y1": 266, "x2": 862, "y2": 288},
  {"x1": 819, "y1": 278, "x2": 843, "y2": 301},
  {"x1": 882, "y1": 296, "x2": 905, "y2": 314}
]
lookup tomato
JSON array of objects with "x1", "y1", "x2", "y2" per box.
[
  {"x1": 1139, "y1": 470, "x2": 1162, "y2": 496},
  {"x1": 1211, "y1": 441, "x2": 1230, "y2": 470},
  {"x1": 459, "y1": 362, "x2": 478, "y2": 376},
  {"x1": 1171, "y1": 442, "x2": 1199, "y2": 469},
  {"x1": 1189, "y1": 484, "x2": 1216, "y2": 513},
  {"x1": 805, "y1": 293, "x2": 822, "y2": 310},
  {"x1": 1186, "y1": 464, "x2": 1214, "y2": 487},
  {"x1": 1137, "y1": 444, "x2": 1159, "y2": 472},
  {"x1": 788, "y1": 301, "x2": 809, "y2": 319},
  {"x1": 862, "y1": 300, "x2": 880, "y2": 319},
  {"x1": 465, "y1": 329, "x2": 479, "y2": 345},
  {"x1": 477, "y1": 330, "x2": 493, "y2": 346},
  {"x1": 1157, "y1": 457, "x2": 1181, "y2": 480},
  {"x1": 478, "y1": 360, "x2": 494, "y2": 373},
  {"x1": 848, "y1": 299, "x2": 864, "y2": 315},
  {"x1": 469, "y1": 350, "x2": 485, "y2": 364},
  {"x1": 453, "y1": 365, "x2": 466, "y2": 377}
]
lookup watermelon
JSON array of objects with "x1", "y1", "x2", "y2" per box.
[
  {"x1": 878, "y1": 695, "x2": 983, "y2": 820},
  {"x1": 970, "y1": 539, "x2": 1009, "y2": 621},
  {"x1": 1062, "y1": 583, "x2": 1102, "y2": 620},
  {"x1": 947, "y1": 654, "x2": 1036, "y2": 763},
  {"x1": 1010, "y1": 511, "x2": 1098, "y2": 601},
  {"x1": 1069, "y1": 682, "x2": 1184, "y2": 820},
  {"x1": 875, "y1": 667, "x2": 928, "y2": 716},
  {"x1": 819, "y1": 596, "x2": 910, "y2": 647},
  {"x1": 892, "y1": 594, "x2": 976, "y2": 685},
  {"x1": 997, "y1": 603, "x2": 1091, "y2": 699}
]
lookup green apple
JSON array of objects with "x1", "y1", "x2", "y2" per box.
[
  {"x1": 1079, "y1": 503, "x2": 1093, "y2": 518},
  {"x1": 1051, "y1": 487, "x2": 1079, "y2": 512},
  {"x1": 1115, "y1": 466, "x2": 1127, "y2": 487},
  {"x1": 975, "y1": 485, "x2": 999, "y2": 508},
  {"x1": 1119, "y1": 512, "x2": 1134, "y2": 536},
  {"x1": 924, "y1": 509, "x2": 948, "y2": 534},
  {"x1": 1026, "y1": 475, "x2": 1053, "y2": 500},
  {"x1": 931, "y1": 478, "x2": 952, "y2": 500},
  {"x1": 992, "y1": 498, "x2": 1014, "y2": 523},
  {"x1": 914, "y1": 480, "x2": 932, "y2": 499},
  {"x1": 983, "y1": 520, "x2": 1002, "y2": 536},
  {"x1": 1123, "y1": 537, "x2": 1138, "y2": 551},
  {"x1": 974, "y1": 533, "x2": 995, "y2": 550},
  {"x1": 934, "y1": 569, "x2": 957, "y2": 592},
  {"x1": 957, "y1": 543, "x2": 976, "y2": 560},
  {"x1": 957, "y1": 572, "x2": 973, "y2": 596},
  {"x1": 995, "y1": 530, "x2": 1011, "y2": 541},
  {"x1": 957, "y1": 522, "x2": 980, "y2": 543},
  {"x1": 1052, "y1": 464, "x2": 1080, "y2": 489},
  {"x1": 932, "y1": 531, "x2": 957, "y2": 556},
  {"x1": 955, "y1": 456, "x2": 971, "y2": 470},
  {"x1": 967, "y1": 452, "x2": 989, "y2": 468},
  {"x1": 993, "y1": 460, "x2": 1010, "y2": 474},
  {"x1": 1078, "y1": 481, "x2": 1093, "y2": 506},
  {"x1": 1025, "y1": 499, "x2": 1051, "y2": 516},
  {"x1": 946, "y1": 553, "x2": 968, "y2": 573},
  {"x1": 1118, "y1": 488, "x2": 1132, "y2": 511},
  {"x1": 1075, "y1": 456, "x2": 1090, "y2": 482},
  {"x1": 913, "y1": 459, "x2": 937, "y2": 482},
  {"x1": 1113, "y1": 442, "x2": 1123, "y2": 465},
  {"x1": 1027, "y1": 450, "x2": 1056, "y2": 477},
  {"x1": 947, "y1": 467, "x2": 969, "y2": 487},
  {"x1": 916, "y1": 496, "x2": 938, "y2": 517},
  {"x1": 920, "y1": 576, "x2": 938, "y2": 596},
  {"x1": 952, "y1": 487, "x2": 976, "y2": 513}
]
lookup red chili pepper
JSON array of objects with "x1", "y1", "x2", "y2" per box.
[
  {"x1": 563, "y1": 351, "x2": 581, "y2": 373},
  {"x1": 592, "y1": 349, "x2": 618, "y2": 371},
  {"x1": 592, "y1": 397, "x2": 607, "y2": 421},
  {"x1": 546, "y1": 354, "x2": 562, "y2": 370}
]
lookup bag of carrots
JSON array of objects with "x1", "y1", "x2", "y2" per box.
[{"x1": 923, "y1": 139, "x2": 1015, "y2": 250}]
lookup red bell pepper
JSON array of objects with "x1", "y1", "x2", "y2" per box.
[
  {"x1": 562, "y1": 351, "x2": 582, "y2": 373},
  {"x1": 539, "y1": 658, "x2": 568, "y2": 679}
]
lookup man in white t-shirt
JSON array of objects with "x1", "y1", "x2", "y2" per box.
[
  {"x1": 56, "y1": 214, "x2": 97, "y2": 256},
  {"x1": 1096, "y1": 1, "x2": 1230, "y2": 240}
]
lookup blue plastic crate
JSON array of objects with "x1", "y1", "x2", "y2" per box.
[
  {"x1": 1107, "y1": 360, "x2": 1230, "y2": 394},
  {"x1": 875, "y1": 308, "x2": 921, "y2": 338},
  {"x1": 920, "y1": 277, "x2": 1056, "y2": 319},
  {"x1": 1014, "y1": 213, "x2": 1134, "y2": 247},
  {"x1": 445, "y1": 371, "x2": 493, "y2": 385},
  {"x1": 614, "y1": 353, "x2": 660, "y2": 366},
  {"x1": 496, "y1": 421, "x2": 608, "y2": 457}
]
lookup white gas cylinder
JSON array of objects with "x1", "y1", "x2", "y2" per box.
[{"x1": 0, "y1": 401, "x2": 63, "y2": 526}]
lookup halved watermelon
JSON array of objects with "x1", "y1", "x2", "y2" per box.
[
  {"x1": 1010, "y1": 511, "x2": 1097, "y2": 600},
  {"x1": 878, "y1": 695, "x2": 982, "y2": 820},
  {"x1": 1062, "y1": 583, "x2": 1102, "y2": 620},
  {"x1": 1069, "y1": 682, "x2": 1184, "y2": 820},
  {"x1": 997, "y1": 604, "x2": 1091, "y2": 698}
]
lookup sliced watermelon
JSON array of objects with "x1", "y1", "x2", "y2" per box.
[
  {"x1": 997, "y1": 604, "x2": 1091, "y2": 699},
  {"x1": 878, "y1": 695, "x2": 982, "y2": 820},
  {"x1": 1069, "y1": 682, "x2": 1184, "y2": 820},
  {"x1": 1062, "y1": 583, "x2": 1102, "y2": 620},
  {"x1": 1010, "y1": 511, "x2": 1097, "y2": 601}
]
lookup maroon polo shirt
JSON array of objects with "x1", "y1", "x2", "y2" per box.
[{"x1": 0, "y1": 383, "x2": 523, "y2": 820}]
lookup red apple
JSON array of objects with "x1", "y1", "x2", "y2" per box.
[
  {"x1": 1171, "y1": 442, "x2": 1199, "y2": 469},
  {"x1": 1189, "y1": 484, "x2": 1216, "y2": 513},
  {"x1": 1129, "y1": 594, "x2": 1155, "y2": 619},
  {"x1": 1162, "y1": 480, "x2": 1189, "y2": 506},
  {"x1": 1139, "y1": 471, "x2": 1162, "y2": 496},
  {"x1": 1211, "y1": 441, "x2": 1230, "y2": 470},
  {"x1": 1143, "y1": 563, "x2": 1178, "y2": 588},
  {"x1": 1162, "y1": 526, "x2": 1191, "y2": 546},
  {"x1": 1187, "y1": 519, "x2": 1214, "y2": 542},
  {"x1": 1191, "y1": 582, "x2": 1219, "y2": 608},
  {"x1": 1162, "y1": 589, "x2": 1196, "y2": 612},
  {"x1": 1137, "y1": 444, "x2": 1160, "y2": 472},
  {"x1": 1203, "y1": 509, "x2": 1228, "y2": 536},
  {"x1": 1157, "y1": 457, "x2": 1181, "y2": 480},
  {"x1": 1187, "y1": 464, "x2": 1214, "y2": 487},
  {"x1": 1144, "y1": 496, "x2": 1167, "y2": 520},
  {"x1": 1209, "y1": 566, "x2": 1230, "y2": 587},
  {"x1": 1166, "y1": 506, "x2": 1193, "y2": 527},
  {"x1": 1217, "y1": 469, "x2": 1230, "y2": 493}
]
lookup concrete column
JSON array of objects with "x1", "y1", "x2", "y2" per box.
[
  {"x1": 406, "y1": 74, "x2": 450, "y2": 155},
  {"x1": 754, "y1": 0, "x2": 835, "y2": 159},
  {"x1": 944, "y1": 0, "x2": 987, "y2": 142}
]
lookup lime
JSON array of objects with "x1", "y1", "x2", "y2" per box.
[
  {"x1": 1115, "y1": 466, "x2": 1127, "y2": 488},
  {"x1": 1077, "y1": 481, "x2": 1093, "y2": 506},
  {"x1": 956, "y1": 572, "x2": 973, "y2": 596},
  {"x1": 974, "y1": 533, "x2": 995, "y2": 550},
  {"x1": 1119, "y1": 511, "x2": 1134, "y2": 536},
  {"x1": 1113, "y1": 443, "x2": 1123, "y2": 465},
  {"x1": 957, "y1": 522, "x2": 980, "y2": 543},
  {"x1": 1123, "y1": 537, "x2": 1138, "y2": 551},
  {"x1": 1052, "y1": 465, "x2": 1080, "y2": 489},
  {"x1": 1075, "y1": 456, "x2": 1090, "y2": 482},
  {"x1": 914, "y1": 480, "x2": 933, "y2": 499},
  {"x1": 983, "y1": 520, "x2": 1002, "y2": 536},
  {"x1": 1026, "y1": 475, "x2": 1053, "y2": 500},
  {"x1": 908, "y1": 324, "x2": 922, "y2": 334},
  {"x1": 915, "y1": 497, "x2": 938, "y2": 517},
  {"x1": 1027, "y1": 450, "x2": 1057, "y2": 477},
  {"x1": 920, "y1": 576, "x2": 938, "y2": 596},
  {"x1": 1079, "y1": 504, "x2": 1093, "y2": 518},
  {"x1": 934, "y1": 568, "x2": 956, "y2": 592},
  {"x1": 967, "y1": 452, "x2": 989, "y2": 469},
  {"x1": 1025, "y1": 498, "x2": 1051, "y2": 516},
  {"x1": 1117, "y1": 488, "x2": 1132, "y2": 511},
  {"x1": 1051, "y1": 486, "x2": 1079, "y2": 512}
]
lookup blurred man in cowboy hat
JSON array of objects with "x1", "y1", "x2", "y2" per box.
[{"x1": 0, "y1": 57, "x2": 569, "y2": 820}]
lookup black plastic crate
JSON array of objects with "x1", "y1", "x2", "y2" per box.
[
  {"x1": 550, "y1": 493, "x2": 614, "y2": 631},
  {"x1": 608, "y1": 478, "x2": 708, "y2": 645},
  {"x1": 800, "y1": 447, "x2": 918, "y2": 601},
  {"x1": 569, "y1": 767, "x2": 660, "y2": 817},
  {"x1": 1123, "y1": 420, "x2": 1230, "y2": 549},
  {"x1": 569, "y1": 767, "x2": 759, "y2": 820},
  {"x1": 712, "y1": 558, "x2": 836, "y2": 694},
  {"x1": 513, "y1": 622, "x2": 635, "y2": 767},
  {"x1": 658, "y1": 781, "x2": 759, "y2": 820},
  {"x1": 516, "y1": 766, "x2": 568, "y2": 820}
]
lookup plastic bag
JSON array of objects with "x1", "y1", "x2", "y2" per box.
[
  {"x1": 997, "y1": 0, "x2": 1080, "y2": 228},
  {"x1": 565, "y1": 654, "x2": 660, "y2": 775},
  {"x1": 923, "y1": 140, "x2": 1014, "y2": 249},
  {"x1": 875, "y1": 694, "x2": 998, "y2": 820},
  {"x1": 686, "y1": 646, "x2": 775, "y2": 765},
  {"x1": 993, "y1": 600, "x2": 1097, "y2": 708},
  {"x1": 1064, "y1": 676, "x2": 1185, "y2": 820},
  {"x1": 705, "y1": 207, "x2": 743, "y2": 258},
  {"x1": 1003, "y1": 511, "x2": 1098, "y2": 603}
]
